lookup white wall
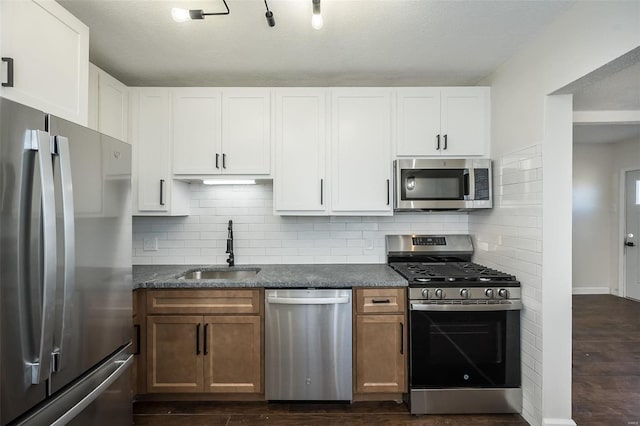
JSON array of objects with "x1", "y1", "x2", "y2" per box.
[
  {"x1": 132, "y1": 182, "x2": 469, "y2": 265},
  {"x1": 572, "y1": 138, "x2": 640, "y2": 295},
  {"x1": 572, "y1": 143, "x2": 614, "y2": 294},
  {"x1": 476, "y1": 2, "x2": 640, "y2": 425}
]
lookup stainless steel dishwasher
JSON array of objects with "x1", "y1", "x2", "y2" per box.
[{"x1": 265, "y1": 289, "x2": 352, "y2": 401}]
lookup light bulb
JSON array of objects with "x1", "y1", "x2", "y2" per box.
[
  {"x1": 171, "y1": 8, "x2": 190, "y2": 22},
  {"x1": 311, "y1": 13, "x2": 323, "y2": 30}
]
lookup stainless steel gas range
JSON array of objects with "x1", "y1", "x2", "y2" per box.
[{"x1": 386, "y1": 235, "x2": 522, "y2": 415}]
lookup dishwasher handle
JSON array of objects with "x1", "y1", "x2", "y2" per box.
[{"x1": 266, "y1": 296, "x2": 350, "y2": 305}]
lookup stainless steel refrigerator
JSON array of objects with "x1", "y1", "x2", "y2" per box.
[{"x1": 0, "y1": 98, "x2": 133, "y2": 425}]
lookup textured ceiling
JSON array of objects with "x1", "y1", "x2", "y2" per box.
[
  {"x1": 58, "y1": 0, "x2": 575, "y2": 87},
  {"x1": 573, "y1": 123, "x2": 640, "y2": 145},
  {"x1": 572, "y1": 59, "x2": 640, "y2": 111}
]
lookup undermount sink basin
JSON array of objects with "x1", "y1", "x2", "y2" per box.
[{"x1": 178, "y1": 269, "x2": 260, "y2": 280}]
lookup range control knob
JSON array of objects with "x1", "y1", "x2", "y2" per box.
[
  {"x1": 498, "y1": 288, "x2": 509, "y2": 299},
  {"x1": 460, "y1": 289, "x2": 470, "y2": 299},
  {"x1": 421, "y1": 288, "x2": 429, "y2": 298},
  {"x1": 434, "y1": 288, "x2": 444, "y2": 299},
  {"x1": 485, "y1": 288, "x2": 494, "y2": 298}
]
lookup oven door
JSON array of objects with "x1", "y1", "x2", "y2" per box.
[{"x1": 409, "y1": 308, "x2": 520, "y2": 388}]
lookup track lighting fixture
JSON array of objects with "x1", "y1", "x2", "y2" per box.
[
  {"x1": 311, "y1": 0, "x2": 323, "y2": 30},
  {"x1": 171, "y1": 0, "x2": 230, "y2": 23},
  {"x1": 264, "y1": 0, "x2": 275, "y2": 27}
]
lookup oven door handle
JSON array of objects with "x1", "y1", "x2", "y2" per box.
[{"x1": 410, "y1": 301, "x2": 522, "y2": 312}]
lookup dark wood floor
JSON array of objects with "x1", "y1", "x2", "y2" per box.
[
  {"x1": 572, "y1": 295, "x2": 640, "y2": 425},
  {"x1": 133, "y1": 295, "x2": 640, "y2": 425}
]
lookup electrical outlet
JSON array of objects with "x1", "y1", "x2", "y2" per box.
[
  {"x1": 364, "y1": 239, "x2": 374, "y2": 250},
  {"x1": 143, "y1": 237, "x2": 158, "y2": 251}
]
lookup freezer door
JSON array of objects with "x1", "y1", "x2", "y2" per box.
[
  {"x1": 48, "y1": 117, "x2": 132, "y2": 394},
  {"x1": 14, "y1": 344, "x2": 132, "y2": 426},
  {"x1": 0, "y1": 98, "x2": 52, "y2": 425}
]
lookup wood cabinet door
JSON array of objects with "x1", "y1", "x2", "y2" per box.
[
  {"x1": 203, "y1": 315, "x2": 262, "y2": 393},
  {"x1": 396, "y1": 88, "x2": 441, "y2": 156},
  {"x1": 274, "y1": 89, "x2": 328, "y2": 214},
  {"x1": 0, "y1": 0, "x2": 89, "y2": 125},
  {"x1": 146, "y1": 315, "x2": 203, "y2": 393},
  {"x1": 133, "y1": 88, "x2": 171, "y2": 212},
  {"x1": 440, "y1": 87, "x2": 488, "y2": 156},
  {"x1": 355, "y1": 314, "x2": 406, "y2": 393},
  {"x1": 222, "y1": 89, "x2": 271, "y2": 175},
  {"x1": 172, "y1": 88, "x2": 222, "y2": 175},
  {"x1": 331, "y1": 88, "x2": 393, "y2": 215},
  {"x1": 97, "y1": 68, "x2": 129, "y2": 142}
]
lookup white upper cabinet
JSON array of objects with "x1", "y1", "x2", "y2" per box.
[
  {"x1": 396, "y1": 87, "x2": 489, "y2": 157},
  {"x1": 222, "y1": 89, "x2": 271, "y2": 175},
  {"x1": 88, "y1": 64, "x2": 129, "y2": 141},
  {"x1": 172, "y1": 88, "x2": 222, "y2": 175},
  {"x1": 172, "y1": 88, "x2": 270, "y2": 176},
  {"x1": 0, "y1": 0, "x2": 89, "y2": 125},
  {"x1": 130, "y1": 88, "x2": 189, "y2": 215},
  {"x1": 274, "y1": 89, "x2": 328, "y2": 215},
  {"x1": 331, "y1": 89, "x2": 393, "y2": 215}
]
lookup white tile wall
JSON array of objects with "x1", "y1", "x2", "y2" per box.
[
  {"x1": 468, "y1": 144, "x2": 543, "y2": 425},
  {"x1": 133, "y1": 182, "x2": 469, "y2": 265}
]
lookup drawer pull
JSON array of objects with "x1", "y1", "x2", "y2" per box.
[{"x1": 371, "y1": 299, "x2": 391, "y2": 304}]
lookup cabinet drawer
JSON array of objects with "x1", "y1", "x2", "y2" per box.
[
  {"x1": 147, "y1": 289, "x2": 261, "y2": 315},
  {"x1": 356, "y1": 288, "x2": 405, "y2": 314}
]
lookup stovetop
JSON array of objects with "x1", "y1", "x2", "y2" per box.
[{"x1": 390, "y1": 262, "x2": 520, "y2": 287}]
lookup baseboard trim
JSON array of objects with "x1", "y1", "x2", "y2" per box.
[
  {"x1": 542, "y1": 418, "x2": 577, "y2": 426},
  {"x1": 572, "y1": 287, "x2": 610, "y2": 295}
]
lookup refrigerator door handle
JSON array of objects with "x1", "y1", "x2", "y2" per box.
[
  {"x1": 24, "y1": 130, "x2": 58, "y2": 385},
  {"x1": 51, "y1": 136, "x2": 76, "y2": 372}
]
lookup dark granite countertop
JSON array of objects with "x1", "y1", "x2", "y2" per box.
[{"x1": 133, "y1": 264, "x2": 407, "y2": 289}]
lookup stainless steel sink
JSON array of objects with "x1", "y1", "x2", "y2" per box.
[{"x1": 177, "y1": 269, "x2": 260, "y2": 280}]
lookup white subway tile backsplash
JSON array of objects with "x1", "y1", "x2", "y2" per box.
[{"x1": 133, "y1": 182, "x2": 470, "y2": 267}]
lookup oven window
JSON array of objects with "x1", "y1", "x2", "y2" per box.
[
  {"x1": 401, "y1": 169, "x2": 465, "y2": 200},
  {"x1": 410, "y1": 310, "x2": 520, "y2": 388},
  {"x1": 429, "y1": 322, "x2": 502, "y2": 365}
]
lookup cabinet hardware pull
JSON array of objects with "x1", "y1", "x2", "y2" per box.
[
  {"x1": 196, "y1": 323, "x2": 201, "y2": 355},
  {"x1": 159, "y1": 179, "x2": 165, "y2": 206},
  {"x1": 216, "y1": 153, "x2": 220, "y2": 169},
  {"x1": 436, "y1": 134, "x2": 440, "y2": 150},
  {"x1": 386, "y1": 179, "x2": 390, "y2": 205},
  {"x1": 2, "y1": 57, "x2": 14, "y2": 87},
  {"x1": 400, "y1": 322, "x2": 404, "y2": 355},
  {"x1": 222, "y1": 153, "x2": 227, "y2": 169},
  {"x1": 134, "y1": 325, "x2": 141, "y2": 355},
  {"x1": 203, "y1": 323, "x2": 209, "y2": 355},
  {"x1": 443, "y1": 134, "x2": 448, "y2": 150},
  {"x1": 320, "y1": 179, "x2": 324, "y2": 205},
  {"x1": 371, "y1": 299, "x2": 390, "y2": 304}
]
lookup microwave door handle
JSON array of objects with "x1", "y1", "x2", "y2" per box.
[{"x1": 463, "y1": 170, "x2": 470, "y2": 199}]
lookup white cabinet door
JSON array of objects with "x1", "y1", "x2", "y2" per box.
[
  {"x1": 0, "y1": 0, "x2": 89, "y2": 125},
  {"x1": 396, "y1": 88, "x2": 441, "y2": 156},
  {"x1": 331, "y1": 89, "x2": 393, "y2": 215},
  {"x1": 222, "y1": 89, "x2": 271, "y2": 175},
  {"x1": 440, "y1": 87, "x2": 488, "y2": 156},
  {"x1": 97, "y1": 68, "x2": 129, "y2": 142},
  {"x1": 132, "y1": 88, "x2": 171, "y2": 212},
  {"x1": 274, "y1": 89, "x2": 328, "y2": 214},
  {"x1": 172, "y1": 88, "x2": 222, "y2": 175}
]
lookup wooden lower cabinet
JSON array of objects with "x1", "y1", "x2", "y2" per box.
[
  {"x1": 355, "y1": 314, "x2": 406, "y2": 393},
  {"x1": 204, "y1": 315, "x2": 262, "y2": 393},
  {"x1": 354, "y1": 287, "x2": 407, "y2": 397},
  {"x1": 147, "y1": 315, "x2": 204, "y2": 393},
  {"x1": 138, "y1": 289, "x2": 264, "y2": 398}
]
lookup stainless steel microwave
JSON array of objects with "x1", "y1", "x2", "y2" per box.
[{"x1": 394, "y1": 158, "x2": 492, "y2": 211}]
